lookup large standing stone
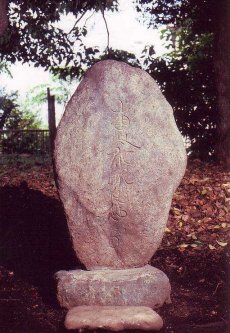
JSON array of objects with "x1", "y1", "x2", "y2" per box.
[{"x1": 54, "y1": 60, "x2": 187, "y2": 270}]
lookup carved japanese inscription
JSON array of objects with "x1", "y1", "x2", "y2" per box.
[{"x1": 109, "y1": 100, "x2": 140, "y2": 221}]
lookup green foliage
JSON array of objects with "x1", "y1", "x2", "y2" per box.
[
  {"x1": 0, "y1": 89, "x2": 16, "y2": 129},
  {"x1": 99, "y1": 48, "x2": 141, "y2": 67},
  {"x1": 0, "y1": 88, "x2": 41, "y2": 130},
  {"x1": 1, "y1": 130, "x2": 49, "y2": 155},
  {"x1": 1, "y1": 0, "x2": 222, "y2": 160},
  {"x1": 138, "y1": 0, "x2": 219, "y2": 160},
  {"x1": 0, "y1": 61, "x2": 12, "y2": 77},
  {"x1": 0, "y1": 87, "x2": 43, "y2": 154},
  {"x1": 135, "y1": 0, "x2": 219, "y2": 33},
  {"x1": 8, "y1": 107, "x2": 42, "y2": 130},
  {"x1": 0, "y1": 0, "x2": 118, "y2": 79},
  {"x1": 24, "y1": 74, "x2": 76, "y2": 107}
]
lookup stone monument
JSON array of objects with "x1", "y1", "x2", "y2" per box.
[{"x1": 54, "y1": 60, "x2": 187, "y2": 331}]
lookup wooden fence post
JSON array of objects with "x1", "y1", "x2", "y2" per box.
[{"x1": 47, "y1": 88, "x2": 56, "y2": 154}]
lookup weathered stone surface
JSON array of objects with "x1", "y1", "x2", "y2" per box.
[
  {"x1": 54, "y1": 60, "x2": 187, "y2": 269},
  {"x1": 65, "y1": 306, "x2": 163, "y2": 331},
  {"x1": 56, "y1": 265, "x2": 171, "y2": 309}
]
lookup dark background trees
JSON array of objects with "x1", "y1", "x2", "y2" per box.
[
  {"x1": 136, "y1": 0, "x2": 230, "y2": 165},
  {"x1": 0, "y1": 0, "x2": 8, "y2": 35},
  {"x1": 0, "y1": 0, "x2": 229, "y2": 165},
  {"x1": 0, "y1": 89, "x2": 41, "y2": 130},
  {"x1": 213, "y1": 0, "x2": 230, "y2": 166},
  {"x1": 142, "y1": 26, "x2": 217, "y2": 160},
  {"x1": 0, "y1": 87, "x2": 43, "y2": 154}
]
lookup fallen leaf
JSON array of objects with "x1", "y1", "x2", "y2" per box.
[
  {"x1": 178, "y1": 221, "x2": 183, "y2": 228},
  {"x1": 178, "y1": 243, "x2": 189, "y2": 248},
  {"x1": 173, "y1": 208, "x2": 182, "y2": 215},
  {"x1": 208, "y1": 244, "x2": 216, "y2": 250},
  {"x1": 201, "y1": 189, "x2": 207, "y2": 195},
  {"x1": 216, "y1": 241, "x2": 228, "y2": 247}
]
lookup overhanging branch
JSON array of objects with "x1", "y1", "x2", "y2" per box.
[{"x1": 100, "y1": 3, "x2": 110, "y2": 53}]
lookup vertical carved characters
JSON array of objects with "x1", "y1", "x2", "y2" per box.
[{"x1": 109, "y1": 101, "x2": 141, "y2": 221}]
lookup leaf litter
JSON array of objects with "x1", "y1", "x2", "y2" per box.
[{"x1": 0, "y1": 158, "x2": 229, "y2": 332}]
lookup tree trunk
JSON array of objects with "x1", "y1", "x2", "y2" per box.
[
  {"x1": 214, "y1": 0, "x2": 230, "y2": 167},
  {"x1": 0, "y1": 0, "x2": 8, "y2": 36}
]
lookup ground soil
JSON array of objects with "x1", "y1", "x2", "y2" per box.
[{"x1": 0, "y1": 158, "x2": 229, "y2": 333}]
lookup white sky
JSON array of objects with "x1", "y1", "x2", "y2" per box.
[{"x1": 0, "y1": 0, "x2": 164, "y2": 126}]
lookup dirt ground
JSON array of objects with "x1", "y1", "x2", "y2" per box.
[{"x1": 0, "y1": 158, "x2": 229, "y2": 333}]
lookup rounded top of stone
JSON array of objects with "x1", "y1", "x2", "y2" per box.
[{"x1": 85, "y1": 59, "x2": 152, "y2": 82}]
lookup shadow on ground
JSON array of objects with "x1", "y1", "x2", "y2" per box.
[{"x1": 0, "y1": 184, "x2": 83, "y2": 306}]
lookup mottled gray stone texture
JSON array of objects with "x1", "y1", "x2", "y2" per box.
[
  {"x1": 56, "y1": 265, "x2": 171, "y2": 309},
  {"x1": 65, "y1": 306, "x2": 163, "y2": 331},
  {"x1": 54, "y1": 60, "x2": 187, "y2": 269}
]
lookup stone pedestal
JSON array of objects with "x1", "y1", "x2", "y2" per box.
[
  {"x1": 65, "y1": 306, "x2": 164, "y2": 331},
  {"x1": 56, "y1": 265, "x2": 171, "y2": 309}
]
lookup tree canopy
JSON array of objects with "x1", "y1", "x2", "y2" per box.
[
  {"x1": 0, "y1": 0, "x2": 8, "y2": 35},
  {"x1": 0, "y1": 0, "x2": 229, "y2": 164},
  {"x1": 139, "y1": 14, "x2": 217, "y2": 159},
  {"x1": 0, "y1": 0, "x2": 119, "y2": 78},
  {"x1": 0, "y1": 88, "x2": 41, "y2": 130},
  {"x1": 135, "y1": 0, "x2": 220, "y2": 33},
  {"x1": 137, "y1": 0, "x2": 229, "y2": 163}
]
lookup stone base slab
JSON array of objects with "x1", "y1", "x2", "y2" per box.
[
  {"x1": 56, "y1": 265, "x2": 171, "y2": 309},
  {"x1": 65, "y1": 306, "x2": 164, "y2": 331}
]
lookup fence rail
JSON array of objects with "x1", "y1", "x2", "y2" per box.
[{"x1": 0, "y1": 129, "x2": 50, "y2": 155}]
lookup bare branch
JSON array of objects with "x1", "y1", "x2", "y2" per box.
[
  {"x1": 100, "y1": 4, "x2": 110, "y2": 53},
  {"x1": 68, "y1": 11, "x2": 87, "y2": 35},
  {"x1": 83, "y1": 10, "x2": 96, "y2": 27}
]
